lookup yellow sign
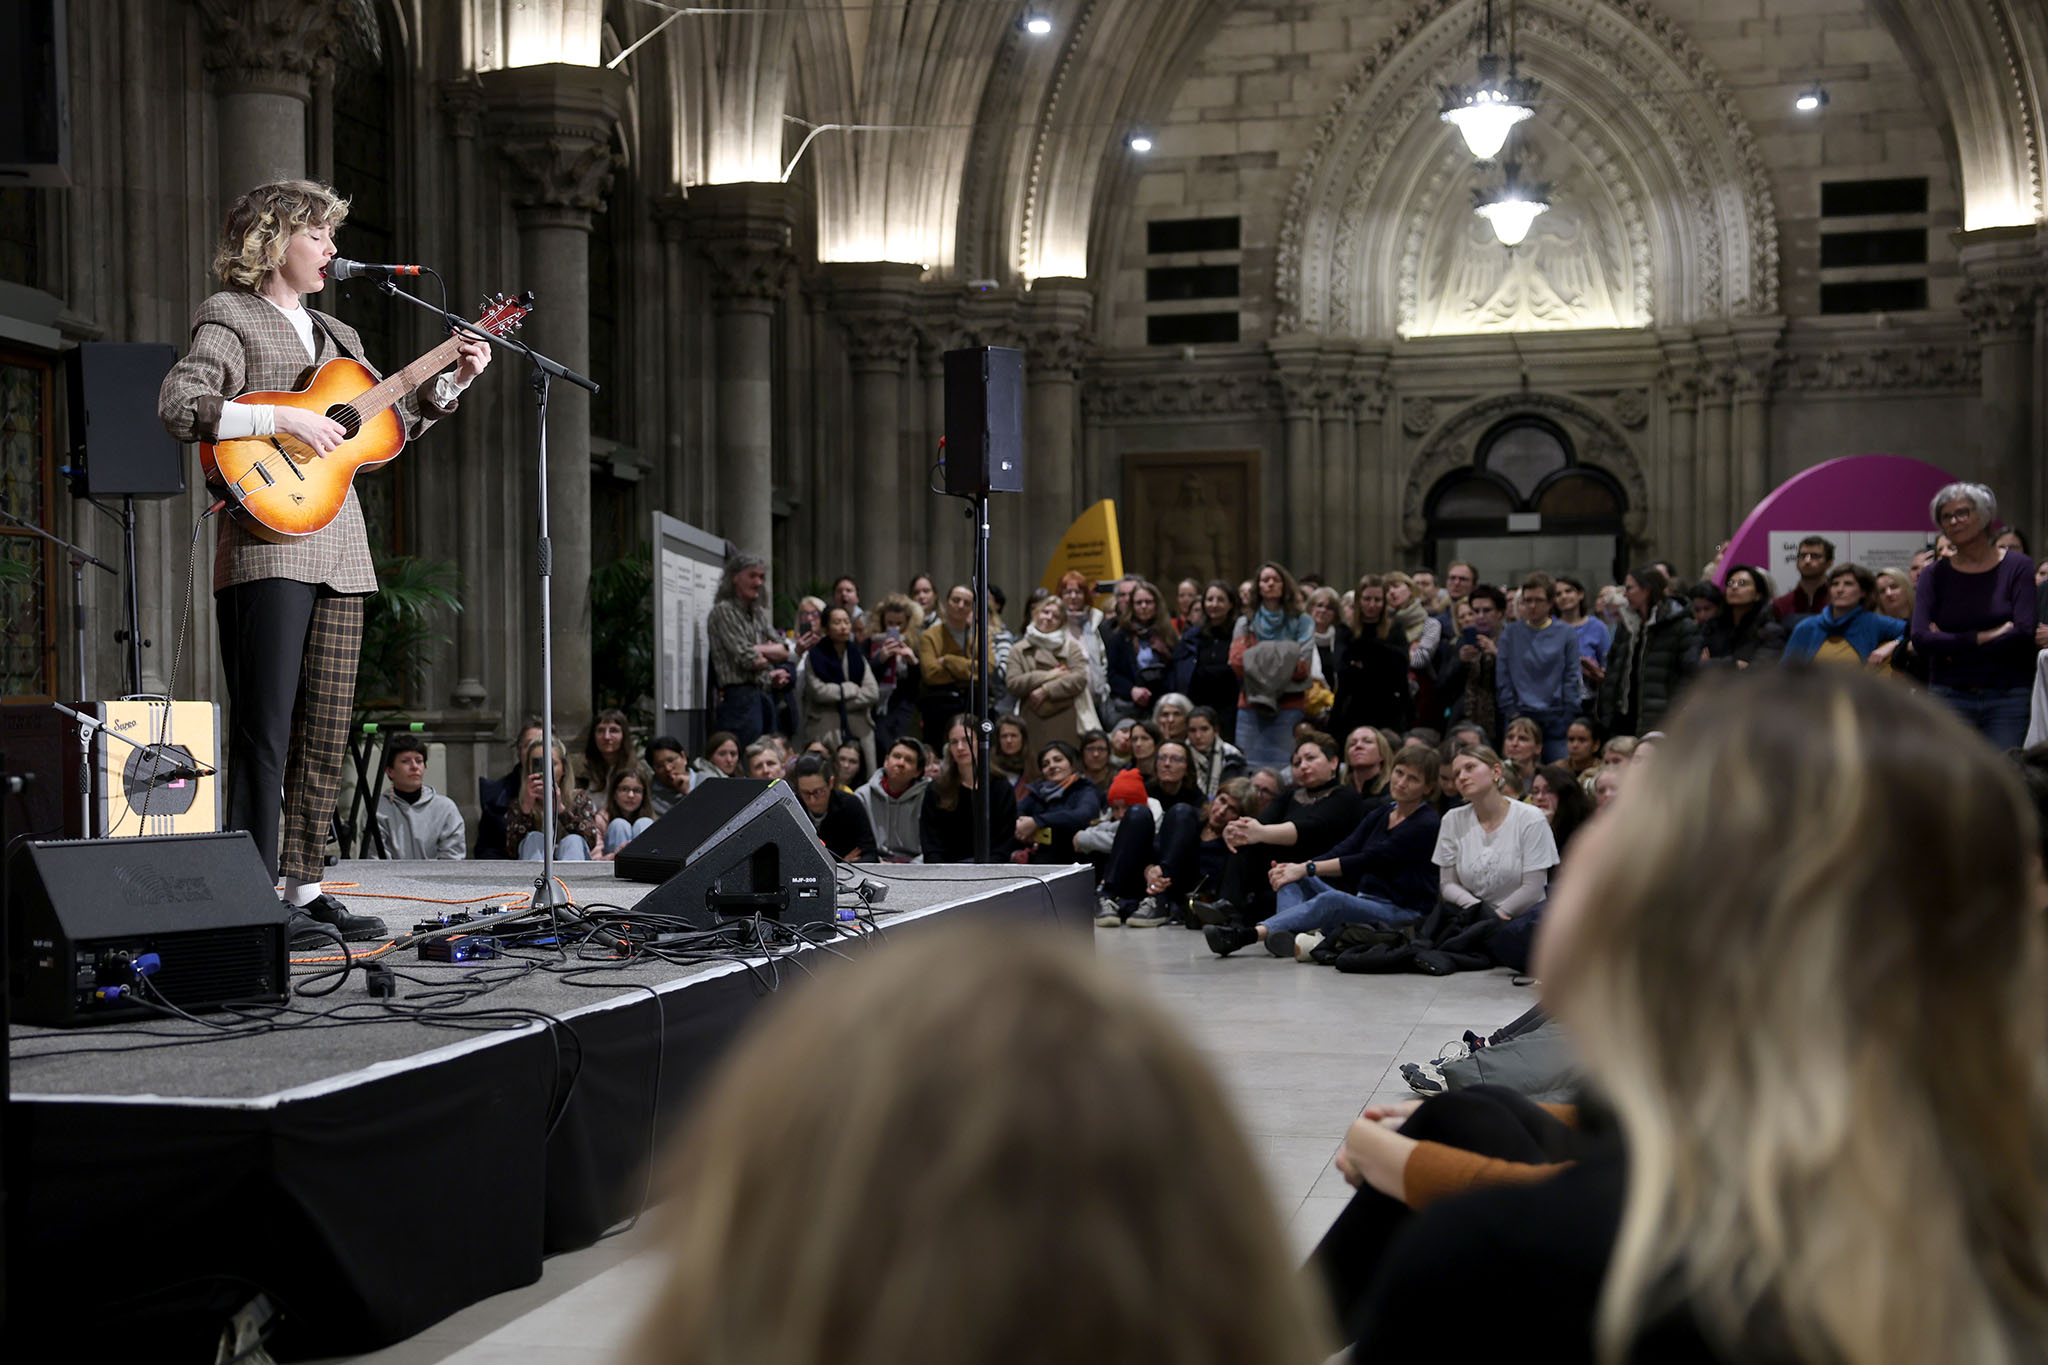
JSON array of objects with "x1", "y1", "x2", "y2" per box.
[{"x1": 1041, "y1": 499, "x2": 1124, "y2": 601}]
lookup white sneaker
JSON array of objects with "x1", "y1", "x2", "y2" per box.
[
  {"x1": 1293, "y1": 930, "x2": 1324, "y2": 962},
  {"x1": 1094, "y1": 896, "x2": 1123, "y2": 928}
]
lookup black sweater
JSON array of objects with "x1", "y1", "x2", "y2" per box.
[
  {"x1": 918, "y1": 779, "x2": 1018, "y2": 864},
  {"x1": 1322, "y1": 803, "x2": 1440, "y2": 911}
]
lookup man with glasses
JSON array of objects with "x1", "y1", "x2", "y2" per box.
[{"x1": 1773, "y1": 536, "x2": 1835, "y2": 625}]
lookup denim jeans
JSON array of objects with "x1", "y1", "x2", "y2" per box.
[
  {"x1": 714, "y1": 683, "x2": 779, "y2": 747},
  {"x1": 1931, "y1": 683, "x2": 2031, "y2": 752},
  {"x1": 1526, "y1": 708, "x2": 1573, "y2": 763},
  {"x1": 519, "y1": 831, "x2": 590, "y2": 861},
  {"x1": 605, "y1": 816, "x2": 653, "y2": 853},
  {"x1": 1236, "y1": 705, "x2": 1298, "y2": 770},
  {"x1": 1263, "y1": 877, "x2": 1420, "y2": 937}
]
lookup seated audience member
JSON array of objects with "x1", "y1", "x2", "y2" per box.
[
  {"x1": 1094, "y1": 741, "x2": 1206, "y2": 928},
  {"x1": 920, "y1": 715, "x2": 1019, "y2": 864},
  {"x1": 505, "y1": 736, "x2": 606, "y2": 861},
  {"x1": 1782, "y1": 563, "x2": 1906, "y2": 666},
  {"x1": 1009, "y1": 593, "x2": 1097, "y2": 754},
  {"x1": 832, "y1": 740, "x2": 866, "y2": 791},
  {"x1": 599, "y1": 765, "x2": 656, "y2": 856},
  {"x1": 1107, "y1": 717, "x2": 1138, "y2": 767},
  {"x1": 1700, "y1": 564, "x2": 1785, "y2": 668},
  {"x1": 576, "y1": 707, "x2": 634, "y2": 793},
  {"x1": 1126, "y1": 719, "x2": 1163, "y2": 781},
  {"x1": 1195, "y1": 731, "x2": 1368, "y2": 927},
  {"x1": 1527, "y1": 763, "x2": 1592, "y2": 856},
  {"x1": 1436, "y1": 745, "x2": 1559, "y2": 972},
  {"x1": 1207, "y1": 744, "x2": 1441, "y2": 959},
  {"x1": 1249, "y1": 765, "x2": 1287, "y2": 809},
  {"x1": 1496, "y1": 573, "x2": 1581, "y2": 760},
  {"x1": 1186, "y1": 705, "x2": 1248, "y2": 796},
  {"x1": 1912, "y1": 481, "x2": 2039, "y2": 750},
  {"x1": 1322, "y1": 669, "x2": 2048, "y2": 1365},
  {"x1": 1170, "y1": 579, "x2": 1246, "y2": 737},
  {"x1": 991, "y1": 715, "x2": 1034, "y2": 793},
  {"x1": 1596, "y1": 566, "x2": 1699, "y2": 737},
  {"x1": 1600, "y1": 734, "x2": 1637, "y2": 766},
  {"x1": 1331, "y1": 575, "x2": 1411, "y2": 738},
  {"x1": 1080, "y1": 767, "x2": 1157, "y2": 888},
  {"x1": 372, "y1": 734, "x2": 467, "y2": 860},
  {"x1": 803, "y1": 604, "x2": 880, "y2": 771},
  {"x1": 789, "y1": 754, "x2": 874, "y2": 861},
  {"x1": 1562, "y1": 717, "x2": 1602, "y2": 777},
  {"x1": 858, "y1": 737, "x2": 930, "y2": 862},
  {"x1": 1147, "y1": 738, "x2": 1203, "y2": 810},
  {"x1": 1014, "y1": 740, "x2": 1104, "y2": 863},
  {"x1": 1501, "y1": 716, "x2": 1543, "y2": 796},
  {"x1": 1151, "y1": 692, "x2": 1193, "y2": 742},
  {"x1": 1342, "y1": 725, "x2": 1397, "y2": 802},
  {"x1": 1077, "y1": 728, "x2": 1115, "y2": 795},
  {"x1": 644, "y1": 736, "x2": 692, "y2": 815},
  {"x1": 743, "y1": 738, "x2": 785, "y2": 781},
  {"x1": 477, "y1": 717, "x2": 544, "y2": 860},
  {"x1": 693, "y1": 731, "x2": 741, "y2": 784},
  {"x1": 628, "y1": 928, "x2": 1330, "y2": 1365},
  {"x1": 866, "y1": 592, "x2": 923, "y2": 749},
  {"x1": 1588, "y1": 763, "x2": 1626, "y2": 809}
]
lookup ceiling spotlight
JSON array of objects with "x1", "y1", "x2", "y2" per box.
[
  {"x1": 1022, "y1": 14, "x2": 1053, "y2": 37},
  {"x1": 1129, "y1": 134, "x2": 1154, "y2": 153},
  {"x1": 1794, "y1": 85, "x2": 1829, "y2": 112},
  {"x1": 1474, "y1": 160, "x2": 1551, "y2": 247}
]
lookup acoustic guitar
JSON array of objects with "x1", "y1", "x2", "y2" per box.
[{"x1": 201, "y1": 291, "x2": 532, "y2": 542}]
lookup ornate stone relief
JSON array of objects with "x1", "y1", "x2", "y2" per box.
[
  {"x1": 496, "y1": 135, "x2": 618, "y2": 215},
  {"x1": 195, "y1": 0, "x2": 362, "y2": 86},
  {"x1": 1401, "y1": 396, "x2": 1438, "y2": 436},
  {"x1": 1957, "y1": 279, "x2": 2042, "y2": 342},
  {"x1": 1401, "y1": 391, "x2": 1650, "y2": 543},
  {"x1": 1773, "y1": 346, "x2": 1984, "y2": 393},
  {"x1": 1081, "y1": 372, "x2": 1283, "y2": 419},
  {"x1": 1611, "y1": 388, "x2": 1649, "y2": 428}
]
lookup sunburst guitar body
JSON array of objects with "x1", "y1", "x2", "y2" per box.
[{"x1": 200, "y1": 292, "x2": 531, "y2": 543}]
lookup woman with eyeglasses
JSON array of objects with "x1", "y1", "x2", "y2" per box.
[{"x1": 1911, "y1": 482, "x2": 2037, "y2": 749}]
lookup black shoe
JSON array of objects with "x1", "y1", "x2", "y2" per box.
[
  {"x1": 286, "y1": 908, "x2": 342, "y2": 951},
  {"x1": 1190, "y1": 897, "x2": 1240, "y2": 927},
  {"x1": 1204, "y1": 924, "x2": 1257, "y2": 957},
  {"x1": 302, "y1": 892, "x2": 388, "y2": 943},
  {"x1": 1263, "y1": 930, "x2": 1295, "y2": 959}
]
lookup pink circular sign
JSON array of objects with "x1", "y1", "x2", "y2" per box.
[{"x1": 1715, "y1": 454, "x2": 1957, "y2": 589}]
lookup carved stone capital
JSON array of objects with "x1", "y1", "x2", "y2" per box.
[
  {"x1": 682, "y1": 182, "x2": 798, "y2": 304},
  {"x1": 701, "y1": 240, "x2": 795, "y2": 306},
  {"x1": 1025, "y1": 326, "x2": 1089, "y2": 378},
  {"x1": 1348, "y1": 375, "x2": 1390, "y2": 420},
  {"x1": 1081, "y1": 372, "x2": 1281, "y2": 420},
  {"x1": 481, "y1": 64, "x2": 627, "y2": 229},
  {"x1": 839, "y1": 314, "x2": 919, "y2": 372},
  {"x1": 437, "y1": 79, "x2": 487, "y2": 141},
  {"x1": 1957, "y1": 280, "x2": 2041, "y2": 343},
  {"x1": 1276, "y1": 369, "x2": 1321, "y2": 417},
  {"x1": 1773, "y1": 345, "x2": 1982, "y2": 394},
  {"x1": 194, "y1": 0, "x2": 357, "y2": 93}
]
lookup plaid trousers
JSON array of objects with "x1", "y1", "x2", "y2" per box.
[{"x1": 280, "y1": 594, "x2": 363, "y2": 881}]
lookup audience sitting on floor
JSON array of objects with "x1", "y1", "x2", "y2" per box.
[
  {"x1": 1527, "y1": 763, "x2": 1592, "y2": 855},
  {"x1": 575, "y1": 707, "x2": 635, "y2": 794},
  {"x1": 856, "y1": 736, "x2": 929, "y2": 862},
  {"x1": 991, "y1": 715, "x2": 1033, "y2": 793},
  {"x1": 600, "y1": 765, "x2": 656, "y2": 857},
  {"x1": 370, "y1": 733, "x2": 467, "y2": 860},
  {"x1": 1194, "y1": 730, "x2": 1368, "y2": 928},
  {"x1": 920, "y1": 714, "x2": 1018, "y2": 864},
  {"x1": 1435, "y1": 744, "x2": 1560, "y2": 974},
  {"x1": 742, "y1": 738, "x2": 784, "y2": 782},
  {"x1": 1013, "y1": 740, "x2": 1104, "y2": 863},
  {"x1": 694, "y1": 732, "x2": 740, "y2": 784},
  {"x1": 643, "y1": 736, "x2": 691, "y2": 815},
  {"x1": 789, "y1": 753, "x2": 874, "y2": 861},
  {"x1": 504, "y1": 735, "x2": 606, "y2": 861}
]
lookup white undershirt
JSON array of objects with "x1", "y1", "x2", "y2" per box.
[{"x1": 216, "y1": 294, "x2": 469, "y2": 439}]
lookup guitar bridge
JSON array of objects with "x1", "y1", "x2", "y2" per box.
[{"x1": 226, "y1": 463, "x2": 278, "y2": 503}]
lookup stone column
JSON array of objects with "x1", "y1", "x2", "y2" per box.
[
  {"x1": 481, "y1": 62, "x2": 626, "y2": 732},
  {"x1": 1696, "y1": 367, "x2": 1734, "y2": 550},
  {"x1": 1348, "y1": 367, "x2": 1392, "y2": 571},
  {"x1": 195, "y1": 0, "x2": 350, "y2": 202},
  {"x1": 1317, "y1": 384, "x2": 1352, "y2": 582},
  {"x1": 1276, "y1": 370, "x2": 1320, "y2": 573},
  {"x1": 439, "y1": 79, "x2": 490, "y2": 707},
  {"x1": 1660, "y1": 363, "x2": 1700, "y2": 565},
  {"x1": 831, "y1": 263, "x2": 924, "y2": 593},
  {"x1": 688, "y1": 183, "x2": 796, "y2": 570},
  {"x1": 1958, "y1": 230, "x2": 2047, "y2": 536},
  {"x1": 1024, "y1": 280, "x2": 1093, "y2": 584},
  {"x1": 1730, "y1": 362, "x2": 1773, "y2": 522}
]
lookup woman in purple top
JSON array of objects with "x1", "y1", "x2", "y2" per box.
[{"x1": 1911, "y1": 481, "x2": 2038, "y2": 750}]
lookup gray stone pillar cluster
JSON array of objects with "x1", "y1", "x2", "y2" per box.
[
  {"x1": 196, "y1": 0, "x2": 352, "y2": 203},
  {"x1": 1023, "y1": 281, "x2": 1092, "y2": 579},
  {"x1": 830, "y1": 263, "x2": 924, "y2": 594},
  {"x1": 480, "y1": 61, "x2": 627, "y2": 731},
  {"x1": 1958, "y1": 229, "x2": 2048, "y2": 540},
  {"x1": 1270, "y1": 340, "x2": 1394, "y2": 579}
]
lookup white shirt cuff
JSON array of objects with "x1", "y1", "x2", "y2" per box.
[
  {"x1": 217, "y1": 400, "x2": 274, "y2": 440},
  {"x1": 433, "y1": 373, "x2": 471, "y2": 406}
]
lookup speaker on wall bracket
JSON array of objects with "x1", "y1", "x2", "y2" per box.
[{"x1": 615, "y1": 779, "x2": 836, "y2": 930}]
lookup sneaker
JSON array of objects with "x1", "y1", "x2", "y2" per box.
[
  {"x1": 1401, "y1": 1060, "x2": 1449, "y2": 1097},
  {"x1": 1433, "y1": 1039, "x2": 1472, "y2": 1066},
  {"x1": 1263, "y1": 930, "x2": 1295, "y2": 958},
  {"x1": 1094, "y1": 896, "x2": 1124, "y2": 928},
  {"x1": 285, "y1": 907, "x2": 342, "y2": 952},
  {"x1": 1293, "y1": 930, "x2": 1325, "y2": 963},
  {"x1": 302, "y1": 892, "x2": 389, "y2": 943},
  {"x1": 1463, "y1": 1029, "x2": 1489, "y2": 1052},
  {"x1": 1203, "y1": 924, "x2": 1258, "y2": 957},
  {"x1": 1189, "y1": 897, "x2": 1240, "y2": 927},
  {"x1": 1126, "y1": 896, "x2": 1173, "y2": 928}
]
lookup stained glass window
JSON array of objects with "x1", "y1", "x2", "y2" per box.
[{"x1": 0, "y1": 349, "x2": 55, "y2": 699}]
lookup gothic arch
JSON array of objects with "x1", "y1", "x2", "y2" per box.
[
  {"x1": 1402, "y1": 392, "x2": 1649, "y2": 545},
  {"x1": 1275, "y1": 0, "x2": 1778, "y2": 338}
]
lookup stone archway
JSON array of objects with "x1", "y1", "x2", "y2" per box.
[{"x1": 1402, "y1": 392, "x2": 1650, "y2": 546}]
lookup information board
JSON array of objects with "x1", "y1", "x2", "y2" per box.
[{"x1": 652, "y1": 511, "x2": 729, "y2": 748}]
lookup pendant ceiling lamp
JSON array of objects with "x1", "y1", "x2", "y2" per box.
[
  {"x1": 1440, "y1": 0, "x2": 1540, "y2": 160},
  {"x1": 1474, "y1": 160, "x2": 1551, "y2": 246}
]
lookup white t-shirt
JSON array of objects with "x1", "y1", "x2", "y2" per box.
[{"x1": 1432, "y1": 800, "x2": 1559, "y2": 905}]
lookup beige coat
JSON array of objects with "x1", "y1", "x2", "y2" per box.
[
  {"x1": 802, "y1": 644, "x2": 882, "y2": 769},
  {"x1": 1006, "y1": 632, "x2": 1094, "y2": 754}
]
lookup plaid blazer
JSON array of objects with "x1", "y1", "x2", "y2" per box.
[{"x1": 158, "y1": 289, "x2": 457, "y2": 594}]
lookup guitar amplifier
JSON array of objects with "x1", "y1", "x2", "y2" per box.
[{"x1": 0, "y1": 701, "x2": 221, "y2": 840}]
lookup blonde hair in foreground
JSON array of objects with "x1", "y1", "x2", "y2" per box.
[
  {"x1": 630, "y1": 927, "x2": 1330, "y2": 1365},
  {"x1": 1547, "y1": 669, "x2": 2048, "y2": 1365},
  {"x1": 212, "y1": 180, "x2": 349, "y2": 289}
]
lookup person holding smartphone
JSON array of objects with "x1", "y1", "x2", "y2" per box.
[{"x1": 503, "y1": 736, "x2": 605, "y2": 860}]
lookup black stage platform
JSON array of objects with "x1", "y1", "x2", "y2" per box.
[{"x1": 4, "y1": 859, "x2": 1091, "y2": 1359}]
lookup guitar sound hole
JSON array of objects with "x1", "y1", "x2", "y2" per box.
[{"x1": 326, "y1": 404, "x2": 363, "y2": 439}]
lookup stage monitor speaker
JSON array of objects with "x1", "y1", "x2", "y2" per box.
[
  {"x1": 65, "y1": 343, "x2": 184, "y2": 499},
  {"x1": 0, "y1": 1, "x2": 69, "y2": 187},
  {"x1": 7, "y1": 831, "x2": 289, "y2": 1027},
  {"x1": 0, "y1": 700, "x2": 220, "y2": 839},
  {"x1": 616, "y1": 779, "x2": 836, "y2": 929},
  {"x1": 943, "y1": 345, "x2": 1025, "y2": 495}
]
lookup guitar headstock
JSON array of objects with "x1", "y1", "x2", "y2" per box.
[{"x1": 476, "y1": 290, "x2": 535, "y2": 339}]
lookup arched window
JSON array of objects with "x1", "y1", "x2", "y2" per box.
[{"x1": 1425, "y1": 415, "x2": 1627, "y2": 586}]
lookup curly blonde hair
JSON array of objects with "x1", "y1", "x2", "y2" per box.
[{"x1": 212, "y1": 180, "x2": 350, "y2": 290}]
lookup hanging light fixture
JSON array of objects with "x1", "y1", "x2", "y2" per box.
[
  {"x1": 1439, "y1": 0, "x2": 1540, "y2": 160},
  {"x1": 1474, "y1": 160, "x2": 1551, "y2": 246}
]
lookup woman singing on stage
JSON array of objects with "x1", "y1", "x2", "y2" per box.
[{"x1": 158, "y1": 180, "x2": 491, "y2": 945}]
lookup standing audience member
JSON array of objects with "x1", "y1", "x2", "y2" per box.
[
  {"x1": 1186, "y1": 705, "x2": 1248, "y2": 796},
  {"x1": 1871, "y1": 566, "x2": 1929, "y2": 682},
  {"x1": 803, "y1": 604, "x2": 880, "y2": 770},
  {"x1": 600, "y1": 766, "x2": 656, "y2": 856},
  {"x1": 1174, "y1": 577, "x2": 1201, "y2": 631},
  {"x1": 1334, "y1": 670, "x2": 2048, "y2": 1365},
  {"x1": 1171, "y1": 580, "x2": 1247, "y2": 738},
  {"x1": 1552, "y1": 575, "x2": 1610, "y2": 684},
  {"x1": 1009, "y1": 594, "x2": 1098, "y2": 754},
  {"x1": 1014, "y1": 741, "x2": 1105, "y2": 863},
  {"x1": 828, "y1": 574, "x2": 865, "y2": 635},
  {"x1": 920, "y1": 715, "x2": 1018, "y2": 864},
  {"x1": 1597, "y1": 566, "x2": 1698, "y2": 737},
  {"x1": 919, "y1": 585, "x2": 991, "y2": 749},
  {"x1": 1496, "y1": 573, "x2": 1581, "y2": 760},
  {"x1": 866, "y1": 593, "x2": 923, "y2": 750},
  {"x1": 644, "y1": 737, "x2": 692, "y2": 815},
  {"x1": 1231, "y1": 561, "x2": 1317, "y2": 769},
  {"x1": 707, "y1": 553, "x2": 793, "y2": 747},
  {"x1": 1105, "y1": 579, "x2": 1180, "y2": 723},
  {"x1": 1772, "y1": 535, "x2": 1835, "y2": 623},
  {"x1": 1913, "y1": 482, "x2": 2038, "y2": 750},
  {"x1": 1434, "y1": 745, "x2": 1558, "y2": 972},
  {"x1": 790, "y1": 754, "x2": 875, "y2": 861},
  {"x1": 858, "y1": 737, "x2": 929, "y2": 862},
  {"x1": 1702, "y1": 564, "x2": 1785, "y2": 667},
  {"x1": 1783, "y1": 563, "x2": 1906, "y2": 667},
  {"x1": 505, "y1": 736, "x2": 606, "y2": 861},
  {"x1": 371, "y1": 734, "x2": 466, "y2": 860},
  {"x1": 1306, "y1": 586, "x2": 1351, "y2": 689},
  {"x1": 1058, "y1": 571, "x2": 1113, "y2": 722},
  {"x1": 908, "y1": 573, "x2": 940, "y2": 629},
  {"x1": 1439, "y1": 585, "x2": 1507, "y2": 742},
  {"x1": 1331, "y1": 575, "x2": 1412, "y2": 738}
]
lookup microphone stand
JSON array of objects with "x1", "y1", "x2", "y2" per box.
[
  {"x1": 371, "y1": 281, "x2": 595, "y2": 931},
  {"x1": 0, "y1": 509, "x2": 116, "y2": 698},
  {"x1": 970, "y1": 491, "x2": 992, "y2": 864}
]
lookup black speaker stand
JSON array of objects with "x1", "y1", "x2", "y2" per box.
[{"x1": 970, "y1": 489, "x2": 993, "y2": 864}]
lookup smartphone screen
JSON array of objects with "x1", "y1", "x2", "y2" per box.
[{"x1": 1459, "y1": 627, "x2": 1478, "y2": 646}]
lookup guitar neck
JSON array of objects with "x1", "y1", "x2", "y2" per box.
[{"x1": 353, "y1": 335, "x2": 465, "y2": 419}]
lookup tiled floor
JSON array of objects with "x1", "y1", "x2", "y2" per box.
[{"x1": 325, "y1": 924, "x2": 1537, "y2": 1364}]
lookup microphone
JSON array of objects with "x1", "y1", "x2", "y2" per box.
[{"x1": 328, "y1": 258, "x2": 424, "y2": 282}]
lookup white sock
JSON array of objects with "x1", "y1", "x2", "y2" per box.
[{"x1": 283, "y1": 878, "x2": 323, "y2": 907}]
